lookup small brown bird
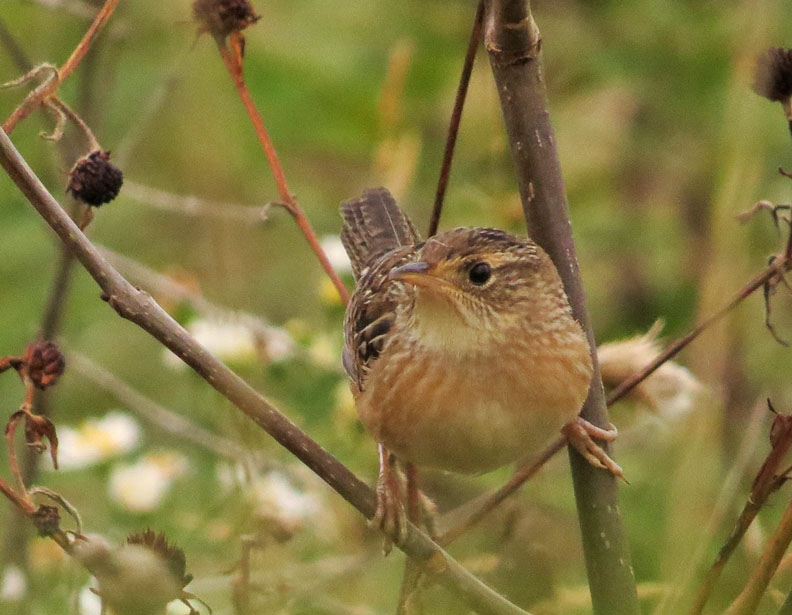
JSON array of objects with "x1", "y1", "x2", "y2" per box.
[{"x1": 340, "y1": 187, "x2": 620, "y2": 542}]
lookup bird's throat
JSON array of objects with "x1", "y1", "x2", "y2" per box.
[{"x1": 407, "y1": 289, "x2": 497, "y2": 357}]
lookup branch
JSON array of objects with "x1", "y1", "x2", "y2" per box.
[
  {"x1": 427, "y1": 0, "x2": 484, "y2": 237},
  {"x1": 0, "y1": 126, "x2": 530, "y2": 615},
  {"x1": 484, "y1": 1, "x2": 639, "y2": 613}
]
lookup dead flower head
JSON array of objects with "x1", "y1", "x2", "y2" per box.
[
  {"x1": 193, "y1": 0, "x2": 260, "y2": 42},
  {"x1": 66, "y1": 150, "x2": 123, "y2": 207},
  {"x1": 753, "y1": 48, "x2": 792, "y2": 104},
  {"x1": 126, "y1": 529, "x2": 193, "y2": 589},
  {"x1": 25, "y1": 341, "x2": 65, "y2": 390}
]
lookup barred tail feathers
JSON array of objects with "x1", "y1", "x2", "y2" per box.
[{"x1": 340, "y1": 187, "x2": 420, "y2": 280}]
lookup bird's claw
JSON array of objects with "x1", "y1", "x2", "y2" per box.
[
  {"x1": 370, "y1": 451, "x2": 408, "y2": 554},
  {"x1": 563, "y1": 417, "x2": 625, "y2": 480}
]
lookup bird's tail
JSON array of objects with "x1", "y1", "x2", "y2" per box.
[{"x1": 340, "y1": 187, "x2": 420, "y2": 280}]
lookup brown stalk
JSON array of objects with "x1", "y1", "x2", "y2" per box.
[
  {"x1": 724, "y1": 493, "x2": 792, "y2": 615},
  {"x1": 2, "y1": 0, "x2": 120, "y2": 133},
  {"x1": 0, "y1": 126, "x2": 530, "y2": 615},
  {"x1": 484, "y1": 2, "x2": 638, "y2": 611},
  {"x1": 216, "y1": 34, "x2": 350, "y2": 306},
  {"x1": 427, "y1": 0, "x2": 485, "y2": 237},
  {"x1": 690, "y1": 407, "x2": 792, "y2": 615}
]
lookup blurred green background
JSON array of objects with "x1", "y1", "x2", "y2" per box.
[{"x1": 2, "y1": 0, "x2": 792, "y2": 613}]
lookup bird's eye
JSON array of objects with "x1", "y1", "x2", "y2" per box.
[{"x1": 468, "y1": 261, "x2": 491, "y2": 285}]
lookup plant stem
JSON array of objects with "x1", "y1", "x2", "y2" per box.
[
  {"x1": 0, "y1": 125, "x2": 530, "y2": 615},
  {"x1": 217, "y1": 36, "x2": 350, "y2": 306},
  {"x1": 724, "y1": 493, "x2": 792, "y2": 615},
  {"x1": 2, "y1": 0, "x2": 119, "y2": 133},
  {"x1": 427, "y1": 0, "x2": 484, "y2": 237},
  {"x1": 484, "y1": 1, "x2": 639, "y2": 613}
]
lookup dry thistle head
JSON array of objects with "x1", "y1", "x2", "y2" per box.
[
  {"x1": 25, "y1": 341, "x2": 65, "y2": 390},
  {"x1": 66, "y1": 150, "x2": 123, "y2": 207},
  {"x1": 753, "y1": 48, "x2": 792, "y2": 104},
  {"x1": 127, "y1": 529, "x2": 192, "y2": 589},
  {"x1": 193, "y1": 0, "x2": 260, "y2": 42}
]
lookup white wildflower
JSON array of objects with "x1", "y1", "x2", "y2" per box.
[
  {"x1": 320, "y1": 235, "x2": 352, "y2": 274},
  {"x1": 164, "y1": 318, "x2": 258, "y2": 368},
  {"x1": 108, "y1": 452, "x2": 189, "y2": 513},
  {"x1": 54, "y1": 411, "x2": 140, "y2": 471},
  {"x1": 0, "y1": 566, "x2": 27, "y2": 601},
  {"x1": 77, "y1": 585, "x2": 102, "y2": 615},
  {"x1": 260, "y1": 325, "x2": 295, "y2": 363}
]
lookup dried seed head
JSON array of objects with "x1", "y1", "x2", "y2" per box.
[
  {"x1": 753, "y1": 48, "x2": 792, "y2": 103},
  {"x1": 127, "y1": 530, "x2": 191, "y2": 588},
  {"x1": 25, "y1": 341, "x2": 65, "y2": 390},
  {"x1": 193, "y1": 0, "x2": 260, "y2": 41},
  {"x1": 66, "y1": 150, "x2": 123, "y2": 207},
  {"x1": 32, "y1": 504, "x2": 60, "y2": 537}
]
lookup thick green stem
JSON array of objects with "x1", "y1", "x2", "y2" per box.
[{"x1": 483, "y1": 1, "x2": 640, "y2": 613}]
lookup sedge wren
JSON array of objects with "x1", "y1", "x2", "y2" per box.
[{"x1": 340, "y1": 187, "x2": 621, "y2": 543}]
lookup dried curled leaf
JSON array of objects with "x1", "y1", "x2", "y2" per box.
[
  {"x1": 24, "y1": 413, "x2": 59, "y2": 469},
  {"x1": 6, "y1": 409, "x2": 60, "y2": 469}
]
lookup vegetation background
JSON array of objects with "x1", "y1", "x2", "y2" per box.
[{"x1": 1, "y1": 0, "x2": 792, "y2": 613}]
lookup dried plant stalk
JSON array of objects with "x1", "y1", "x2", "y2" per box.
[{"x1": 484, "y1": 1, "x2": 639, "y2": 613}]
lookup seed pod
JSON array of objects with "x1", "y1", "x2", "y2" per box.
[{"x1": 66, "y1": 150, "x2": 123, "y2": 207}]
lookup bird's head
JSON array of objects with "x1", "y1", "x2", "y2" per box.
[{"x1": 389, "y1": 228, "x2": 571, "y2": 349}]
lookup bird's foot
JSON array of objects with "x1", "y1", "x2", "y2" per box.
[
  {"x1": 370, "y1": 446, "x2": 408, "y2": 554},
  {"x1": 405, "y1": 462, "x2": 438, "y2": 540},
  {"x1": 562, "y1": 417, "x2": 625, "y2": 480}
]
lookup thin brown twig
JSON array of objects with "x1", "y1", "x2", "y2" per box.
[
  {"x1": 216, "y1": 34, "x2": 350, "y2": 306},
  {"x1": 2, "y1": 0, "x2": 120, "y2": 133},
  {"x1": 427, "y1": 0, "x2": 484, "y2": 237},
  {"x1": 0, "y1": 126, "x2": 530, "y2": 615},
  {"x1": 439, "y1": 436, "x2": 565, "y2": 546},
  {"x1": 690, "y1": 405, "x2": 792, "y2": 615},
  {"x1": 607, "y1": 256, "x2": 791, "y2": 407},
  {"x1": 724, "y1": 491, "x2": 792, "y2": 615}
]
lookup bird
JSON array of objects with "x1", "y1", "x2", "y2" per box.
[{"x1": 340, "y1": 187, "x2": 621, "y2": 545}]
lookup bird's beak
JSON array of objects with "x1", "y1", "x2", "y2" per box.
[{"x1": 389, "y1": 262, "x2": 454, "y2": 292}]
